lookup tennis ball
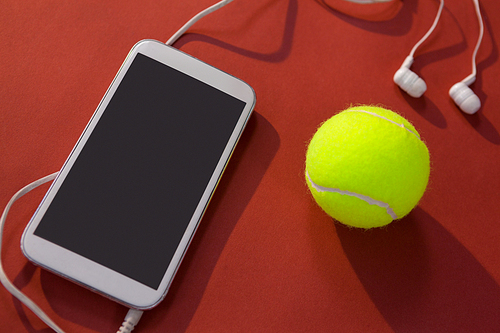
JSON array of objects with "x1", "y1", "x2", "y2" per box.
[{"x1": 305, "y1": 105, "x2": 430, "y2": 229}]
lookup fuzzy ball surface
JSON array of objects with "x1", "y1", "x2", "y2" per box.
[{"x1": 305, "y1": 105, "x2": 430, "y2": 228}]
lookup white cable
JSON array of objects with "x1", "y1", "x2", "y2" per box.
[
  {"x1": 117, "y1": 308, "x2": 144, "y2": 333},
  {"x1": 0, "y1": 173, "x2": 144, "y2": 332},
  {"x1": 0, "y1": 172, "x2": 63, "y2": 333},
  {"x1": 166, "y1": 0, "x2": 234, "y2": 46},
  {"x1": 462, "y1": 0, "x2": 484, "y2": 85},
  {"x1": 2, "y1": 2, "x2": 234, "y2": 331},
  {"x1": 408, "y1": 0, "x2": 445, "y2": 60}
]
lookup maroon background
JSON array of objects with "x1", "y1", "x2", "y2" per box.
[{"x1": 1, "y1": 0, "x2": 499, "y2": 332}]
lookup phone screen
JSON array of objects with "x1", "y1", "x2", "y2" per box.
[{"x1": 33, "y1": 53, "x2": 247, "y2": 290}]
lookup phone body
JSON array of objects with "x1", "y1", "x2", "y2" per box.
[{"x1": 21, "y1": 39, "x2": 255, "y2": 310}]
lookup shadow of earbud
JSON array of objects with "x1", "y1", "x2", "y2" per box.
[
  {"x1": 460, "y1": 8, "x2": 500, "y2": 145},
  {"x1": 316, "y1": 0, "x2": 410, "y2": 35}
]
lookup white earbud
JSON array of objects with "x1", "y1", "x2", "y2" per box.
[
  {"x1": 393, "y1": 0, "x2": 443, "y2": 99},
  {"x1": 393, "y1": 56, "x2": 427, "y2": 98},
  {"x1": 449, "y1": 81, "x2": 481, "y2": 114},
  {"x1": 449, "y1": 0, "x2": 483, "y2": 115}
]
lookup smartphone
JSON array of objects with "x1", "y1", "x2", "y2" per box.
[{"x1": 21, "y1": 39, "x2": 255, "y2": 309}]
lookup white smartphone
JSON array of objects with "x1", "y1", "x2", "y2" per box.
[{"x1": 21, "y1": 39, "x2": 255, "y2": 310}]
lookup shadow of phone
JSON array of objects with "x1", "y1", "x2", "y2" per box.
[{"x1": 154, "y1": 111, "x2": 280, "y2": 331}]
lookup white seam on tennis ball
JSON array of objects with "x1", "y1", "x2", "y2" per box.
[
  {"x1": 345, "y1": 110, "x2": 420, "y2": 140},
  {"x1": 306, "y1": 172, "x2": 398, "y2": 220}
]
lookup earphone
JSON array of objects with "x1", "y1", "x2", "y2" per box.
[
  {"x1": 449, "y1": 81, "x2": 481, "y2": 115},
  {"x1": 394, "y1": 55, "x2": 428, "y2": 98},
  {"x1": 448, "y1": 0, "x2": 484, "y2": 114},
  {"x1": 393, "y1": 0, "x2": 444, "y2": 98},
  {"x1": 394, "y1": 0, "x2": 484, "y2": 114}
]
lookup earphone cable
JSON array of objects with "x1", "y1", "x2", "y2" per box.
[
  {"x1": 0, "y1": 172, "x2": 64, "y2": 333},
  {"x1": 462, "y1": 0, "x2": 484, "y2": 85},
  {"x1": 0, "y1": 175, "x2": 146, "y2": 333},
  {"x1": 1, "y1": 1, "x2": 236, "y2": 331},
  {"x1": 166, "y1": 0, "x2": 234, "y2": 46},
  {"x1": 408, "y1": 0, "x2": 445, "y2": 61}
]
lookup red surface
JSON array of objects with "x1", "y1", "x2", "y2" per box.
[{"x1": 1, "y1": 0, "x2": 500, "y2": 332}]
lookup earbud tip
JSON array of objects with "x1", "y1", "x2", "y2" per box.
[
  {"x1": 394, "y1": 68, "x2": 427, "y2": 98},
  {"x1": 449, "y1": 82, "x2": 481, "y2": 115}
]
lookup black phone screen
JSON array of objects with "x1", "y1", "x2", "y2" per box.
[{"x1": 34, "y1": 53, "x2": 247, "y2": 290}]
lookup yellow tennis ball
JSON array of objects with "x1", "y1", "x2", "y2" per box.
[{"x1": 305, "y1": 105, "x2": 430, "y2": 228}]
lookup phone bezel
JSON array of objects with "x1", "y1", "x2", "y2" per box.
[{"x1": 21, "y1": 39, "x2": 255, "y2": 309}]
